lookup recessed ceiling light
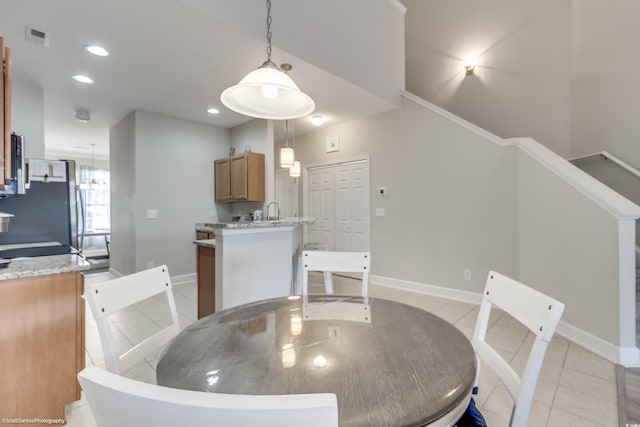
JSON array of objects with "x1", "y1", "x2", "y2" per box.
[
  {"x1": 207, "y1": 107, "x2": 220, "y2": 115},
  {"x1": 311, "y1": 115, "x2": 325, "y2": 126},
  {"x1": 73, "y1": 74, "x2": 94, "y2": 84},
  {"x1": 84, "y1": 45, "x2": 109, "y2": 57},
  {"x1": 75, "y1": 109, "x2": 91, "y2": 122}
]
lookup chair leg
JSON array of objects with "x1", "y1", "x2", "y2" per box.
[{"x1": 323, "y1": 271, "x2": 334, "y2": 294}]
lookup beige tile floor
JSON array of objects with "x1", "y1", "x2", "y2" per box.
[{"x1": 65, "y1": 272, "x2": 620, "y2": 427}]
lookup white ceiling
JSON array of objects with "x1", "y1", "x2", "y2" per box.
[{"x1": 0, "y1": 0, "x2": 402, "y2": 159}]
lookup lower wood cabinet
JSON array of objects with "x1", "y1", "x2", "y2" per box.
[
  {"x1": 196, "y1": 245, "x2": 216, "y2": 319},
  {"x1": 196, "y1": 231, "x2": 214, "y2": 240},
  {"x1": 0, "y1": 272, "x2": 85, "y2": 424}
]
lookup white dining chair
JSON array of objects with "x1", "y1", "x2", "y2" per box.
[
  {"x1": 84, "y1": 265, "x2": 180, "y2": 375},
  {"x1": 469, "y1": 271, "x2": 565, "y2": 427},
  {"x1": 78, "y1": 365, "x2": 339, "y2": 427},
  {"x1": 301, "y1": 242, "x2": 334, "y2": 292},
  {"x1": 301, "y1": 250, "x2": 370, "y2": 296}
]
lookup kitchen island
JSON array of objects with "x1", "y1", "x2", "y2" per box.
[
  {"x1": 195, "y1": 218, "x2": 314, "y2": 311},
  {"x1": 0, "y1": 254, "x2": 90, "y2": 425}
]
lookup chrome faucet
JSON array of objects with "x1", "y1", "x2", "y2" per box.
[{"x1": 266, "y1": 201, "x2": 280, "y2": 221}]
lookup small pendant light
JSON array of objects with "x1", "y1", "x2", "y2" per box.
[{"x1": 280, "y1": 120, "x2": 294, "y2": 168}]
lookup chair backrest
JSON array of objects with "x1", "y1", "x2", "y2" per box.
[
  {"x1": 472, "y1": 271, "x2": 565, "y2": 427},
  {"x1": 78, "y1": 366, "x2": 339, "y2": 427},
  {"x1": 84, "y1": 265, "x2": 180, "y2": 375},
  {"x1": 301, "y1": 250, "x2": 370, "y2": 296}
]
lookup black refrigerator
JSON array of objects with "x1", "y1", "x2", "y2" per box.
[{"x1": 0, "y1": 159, "x2": 79, "y2": 258}]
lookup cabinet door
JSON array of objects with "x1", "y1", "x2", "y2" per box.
[
  {"x1": 214, "y1": 153, "x2": 264, "y2": 203},
  {"x1": 230, "y1": 155, "x2": 248, "y2": 200},
  {"x1": 214, "y1": 158, "x2": 230, "y2": 202}
]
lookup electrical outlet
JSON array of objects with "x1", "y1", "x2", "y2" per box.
[
  {"x1": 464, "y1": 269, "x2": 472, "y2": 281},
  {"x1": 146, "y1": 209, "x2": 158, "y2": 219},
  {"x1": 147, "y1": 261, "x2": 154, "y2": 269}
]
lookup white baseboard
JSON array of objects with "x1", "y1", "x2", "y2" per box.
[
  {"x1": 107, "y1": 267, "x2": 123, "y2": 278},
  {"x1": 371, "y1": 274, "x2": 482, "y2": 304},
  {"x1": 172, "y1": 272, "x2": 196, "y2": 286},
  {"x1": 105, "y1": 268, "x2": 196, "y2": 287},
  {"x1": 556, "y1": 322, "x2": 640, "y2": 367},
  {"x1": 371, "y1": 274, "x2": 640, "y2": 367}
]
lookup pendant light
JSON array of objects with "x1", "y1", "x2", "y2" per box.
[
  {"x1": 289, "y1": 120, "x2": 300, "y2": 177},
  {"x1": 80, "y1": 144, "x2": 105, "y2": 190},
  {"x1": 280, "y1": 120, "x2": 294, "y2": 168},
  {"x1": 289, "y1": 160, "x2": 301, "y2": 177},
  {"x1": 220, "y1": 0, "x2": 315, "y2": 120}
]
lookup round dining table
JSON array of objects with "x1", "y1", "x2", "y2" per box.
[{"x1": 156, "y1": 295, "x2": 477, "y2": 427}]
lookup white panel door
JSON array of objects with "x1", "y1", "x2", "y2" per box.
[
  {"x1": 308, "y1": 167, "x2": 335, "y2": 249},
  {"x1": 334, "y1": 161, "x2": 370, "y2": 252},
  {"x1": 276, "y1": 169, "x2": 299, "y2": 218}
]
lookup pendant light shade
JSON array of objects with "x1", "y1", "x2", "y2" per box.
[
  {"x1": 220, "y1": 0, "x2": 315, "y2": 120},
  {"x1": 289, "y1": 160, "x2": 301, "y2": 177},
  {"x1": 221, "y1": 62, "x2": 315, "y2": 120},
  {"x1": 280, "y1": 146, "x2": 294, "y2": 168}
]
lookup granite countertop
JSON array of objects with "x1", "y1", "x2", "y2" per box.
[
  {"x1": 194, "y1": 239, "x2": 216, "y2": 248},
  {"x1": 196, "y1": 217, "x2": 316, "y2": 231},
  {"x1": 0, "y1": 254, "x2": 91, "y2": 280}
]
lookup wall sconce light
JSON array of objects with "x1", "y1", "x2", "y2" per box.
[{"x1": 465, "y1": 64, "x2": 476, "y2": 76}]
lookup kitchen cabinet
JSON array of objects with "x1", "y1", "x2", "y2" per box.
[
  {"x1": 0, "y1": 271, "x2": 85, "y2": 424},
  {"x1": 214, "y1": 152, "x2": 265, "y2": 202},
  {"x1": 196, "y1": 243, "x2": 215, "y2": 319},
  {"x1": 196, "y1": 231, "x2": 214, "y2": 240}
]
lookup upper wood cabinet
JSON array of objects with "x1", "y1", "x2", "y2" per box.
[
  {"x1": 214, "y1": 157, "x2": 231, "y2": 201},
  {"x1": 215, "y1": 152, "x2": 265, "y2": 202}
]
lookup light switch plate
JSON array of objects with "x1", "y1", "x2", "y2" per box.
[{"x1": 326, "y1": 134, "x2": 340, "y2": 152}]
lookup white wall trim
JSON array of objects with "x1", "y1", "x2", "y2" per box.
[
  {"x1": 371, "y1": 274, "x2": 482, "y2": 305},
  {"x1": 556, "y1": 321, "x2": 640, "y2": 367},
  {"x1": 400, "y1": 91, "x2": 510, "y2": 148},
  {"x1": 513, "y1": 137, "x2": 640, "y2": 220},
  {"x1": 107, "y1": 268, "x2": 124, "y2": 278},
  {"x1": 172, "y1": 272, "x2": 197, "y2": 286},
  {"x1": 371, "y1": 274, "x2": 640, "y2": 367},
  {"x1": 106, "y1": 268, "x2": 196, "y2": 287},
  {"x1": 570, "y1": 151, "x2": 640, "y2": 179},
  {"x1": 387, "y1": 0, "x2": 407, "y2": 14}
]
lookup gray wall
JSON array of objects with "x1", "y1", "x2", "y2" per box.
[
  {"x1": 403, "y1": 0, "x2": 572, "y2": 158},
  {"x1": 109, "y1": 110, "x2": 229, "y2": 276},
  {"x1": 571, "y1": 0, "x2": 640, "y2": 170},
  {"x1": 110, "y1": 112, "x2": 136, "y2": 275},
  {"x1": 402, "y1": 0, "x2": 640, "y2": 171},
  {"x1": 517, "y1": 145, "x2": 622, "y2": 347},
  {"x1": 294, "y1": 98, "x2": 518, "y2": 294},
  {"x1": 293, "y1": 96, "x2": 635, "y2": 361},
  {"x1": 11, "y1": 82, "x2": 44, "y2": 159}
]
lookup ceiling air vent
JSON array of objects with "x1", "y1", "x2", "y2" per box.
[{"x1": 24, "y1": 26, "x2": 51, "y2": 47}]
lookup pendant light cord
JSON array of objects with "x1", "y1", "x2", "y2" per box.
[
  {"x1": 285, "y1": 120, "x2": 289, "y2": 148},
  {"x1": 266, "y1": 0, "x2": 273, "y2": 63}
]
